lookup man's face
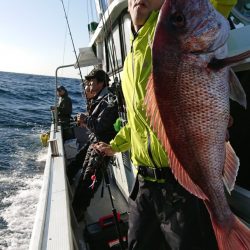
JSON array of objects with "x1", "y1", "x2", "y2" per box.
[
  {"x1": 57, "y1": 89, "x2": 65, "y2": 97},
  {"x1": 89, "y1": 78, "x2": 104, "y2": 96},
  {"x1": 128, "y1": 0, "x2": 164, "y2": 31},
  {"x1": 85, "y1": 81, "x2": 96, "y2": 100}
]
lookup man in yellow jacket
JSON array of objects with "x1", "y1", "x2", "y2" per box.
[{"x1": 96, "y1": 1, "x2": 237, "y2": 249}]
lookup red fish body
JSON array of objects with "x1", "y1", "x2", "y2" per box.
[{"x1": 145, "y1": 1, "x2": 250, "y2": 249}]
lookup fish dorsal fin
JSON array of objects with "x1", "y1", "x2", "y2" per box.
[
  {"x1": 229, "y1": 68, "x2": 247, "y2": 109},
  {"x1": 222, "y1": 142, "x2": 240, "y2": 193},
  {"x1": 145, "y1": 74, "x2": 207, "y2": 200}
]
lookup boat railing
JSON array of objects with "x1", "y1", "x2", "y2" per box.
[
  {"x1": 29, "y1": 123, "x2": 75, "y2": 250},
  {"x1": 29, "y1": 127, "x2": 54, "y2": 250},
  {"x1": 54, "y1": 64, "x2": 75, "y2": 132}
]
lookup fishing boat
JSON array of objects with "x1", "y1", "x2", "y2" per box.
[{"x1": 29, "y1": 1, "x2": 250, "y2": 249}]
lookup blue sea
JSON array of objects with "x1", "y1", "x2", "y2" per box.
[{"x1": 0, "y1": 71, "x2": 85, "y2": 250}]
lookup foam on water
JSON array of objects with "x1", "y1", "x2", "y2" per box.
[
  {"x1": 0, "y1": 133, "x2": 47, "y2": 249},
  {"x1": 0, "y1": 176, "x2": 42, "y2": 250},
  {"x1": 36, "y1": 148, "x2": 49, "y2": 163}
]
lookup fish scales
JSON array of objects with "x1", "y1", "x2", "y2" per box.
[{"x1": 145, "y1": 0, "x2": 250, "y2": 249}]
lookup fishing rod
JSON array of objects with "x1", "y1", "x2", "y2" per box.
[
  {"x1": 99, "y1": 162, "x2": 125, "y2": 250},
  {"x1": 60, "y1": 0, "x2": 87, "y2": 100}
]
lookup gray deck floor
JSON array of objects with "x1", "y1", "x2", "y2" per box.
[
  {"x1": 85, "y1": 177, "x2": 129, "y2": 223},
  {"x1": 69, "y1": 170, "x2": 129, "y2": 250}
]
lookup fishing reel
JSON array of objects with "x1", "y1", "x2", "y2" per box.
[
  {"x1": 104, "y1": 94, "x2": 118, "y2": 108},
  {"x1": 90, "y1": 149, "x2": 106, "y2": 169}
]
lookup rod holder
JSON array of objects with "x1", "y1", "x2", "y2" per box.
[
  {"x1": 50, "y1": 108, "x2": 56, "y2": 124},
  {"x1": 49, "y1": 139, "x2": 59, "y2": 157}
]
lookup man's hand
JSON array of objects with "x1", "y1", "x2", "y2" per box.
[
  {"x1": 77, "y1": 113, "x2": 87, "y2": 127},
  {"x1": 93, "y1": 142, "x2": 116, "y2": 156}
]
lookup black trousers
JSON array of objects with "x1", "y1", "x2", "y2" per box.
[
  {"x1": 128, "y1": 173, "x2": 218, "y2": 250},
  {"x1": 72, "y1": 145, "x2": 111, "y2": 221},
  {"x1": 61, "y1": 122, "x2": 74, "y2": 142},
  {"x1": 66, "y1": 142, "x2": 90, "y2": 184}
]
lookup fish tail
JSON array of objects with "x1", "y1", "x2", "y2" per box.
[{"x1": 210, "y1": 213, "x2": 250, "y2": 250}]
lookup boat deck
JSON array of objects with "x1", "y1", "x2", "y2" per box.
[
  {"x1": 85, "y1": 177, "x2": 129, "y2": 223},
  {"x1": 69, "y1": 171, "x2": 129, "y2": 250}
]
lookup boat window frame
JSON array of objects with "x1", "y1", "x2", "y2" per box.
[
  {"x1": 103, "y1": 9, "x2": 131, "y2": 74},
  {"x1": 106, "y1": 23, "x2": 123, "y2": 72},
  {"x1": 120, "y1": 12, "x2": 131, "y2": 58}
]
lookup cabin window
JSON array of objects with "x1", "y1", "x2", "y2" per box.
[
  {"x1": 121, "y1": 13, "x2": 131, "y2": 57},
  {"x1": 107, "y1": 24, "x2": 123, "y2": 72},
  {"x1": 102, "y1": 42, "x2": 107, "y2": 72}
]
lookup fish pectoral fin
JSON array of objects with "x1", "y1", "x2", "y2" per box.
[
  {"x1": 167, "y1": 144, "x2": 208, "y2": 200},
  {"x1": 222, "y1": 142, "x2": 240, "y2": 193},
  {"x1": 145, "y1": 75, "x2": 207, "y2": 200},
  {"x1": 208, "y1": 50, "x2": 250, "y2": 70},
  {"x1": 229, "y1": 68, "x2": 247, "y2": 109}
]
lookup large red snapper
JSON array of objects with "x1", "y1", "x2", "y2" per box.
[{"x1": 145, "y1": 0, "x2": 250, "y2": 249}]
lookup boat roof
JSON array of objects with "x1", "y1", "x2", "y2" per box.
[
  {"x1": 74, "y1": 0, "x2": 128, "y2": 68},
  {"x1": 89, "y1": 0, "x2": 128, "y2": 47},
  {"x1": 74, "y1": 47, "x2": 101, "y2": 68}
]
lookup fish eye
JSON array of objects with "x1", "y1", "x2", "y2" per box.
[{"x1": 170, "y1": 12, "x2": 185, "y2": 27}]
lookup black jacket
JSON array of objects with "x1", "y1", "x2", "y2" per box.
[
  {"x1": 58, "y1": 93, "x2": 72, "y2": 126},
  {"x1": 85, "y1": 87, "x2": 118, "y2": 143}
]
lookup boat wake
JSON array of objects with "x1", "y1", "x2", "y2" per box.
[{"x1": 0, "y1": 176, "x2": 42, "y2": 250}]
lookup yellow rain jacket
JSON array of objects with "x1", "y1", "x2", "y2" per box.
[
  {"x1": 110, "y1": 12, "x2": 168, "y2": 170},
  {"x1": 110, "y1": 2, "x2": 236, "y2": 174},
  {"x1": 211, "y1": 0, "x2": 237, "y2": 18}
]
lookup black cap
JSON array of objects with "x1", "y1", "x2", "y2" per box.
[
  {"x1": 85, "y1": 69, "x2": 110, "y2": 84},
  {"x1": 57, "y1": 86, "x2": 67, "y2": 92}
]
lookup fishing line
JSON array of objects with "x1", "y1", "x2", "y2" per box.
[
  {"x1": 87, "y1": 0, "x2": 90, "y2": 40},
  {"x1": 62, "y1": 0, "x2": 71, "y2": 66},
  {"x1": 89, "y1": 0, "x2": 95, "y2": 27},
  {"x1": 60, "y1": 0, "x2": 86, "y2": 95}
]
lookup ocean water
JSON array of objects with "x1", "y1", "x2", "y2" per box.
[{"x1": 0, "y1": 71, "x2": 84, "y2": 250}]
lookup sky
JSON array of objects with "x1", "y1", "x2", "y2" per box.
[{"x1": 0, "y1": 0, "x2": 98, "y2": 78}]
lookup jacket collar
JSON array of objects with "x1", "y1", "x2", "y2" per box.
[
  {"x1": 94, "y1": 86, "x2": 109, "y2": 101},
  {"x1": 130, "y1": 11, "x2": 159, "y2": 42}
]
